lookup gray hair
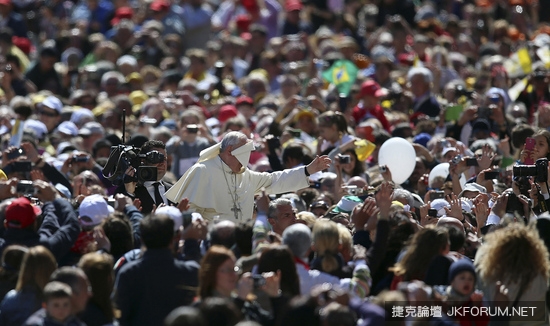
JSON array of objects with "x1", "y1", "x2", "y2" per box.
[
  {"x1": 407, "y1": 67, "x2": 433, "y2": 84},
  {"x1": 282, "y1": 223, "x2": 312, "y2": 259},
  {"x1": 220, "y1": 131, "x2": 248, "y2": 153},
  {"x1": 393, "y1": 188, "x2": 414, "y2": 207},
  {"x1": 267, "y1": 198, "x2": 293, "y2": 219}
]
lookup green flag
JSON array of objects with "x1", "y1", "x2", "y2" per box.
[{"x1": 322, "y1": 60, "x2": 359, "y2": 96}]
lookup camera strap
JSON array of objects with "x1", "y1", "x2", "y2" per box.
[{"x1": 102, "y1": 146, "x2": 125, "y2": 181}]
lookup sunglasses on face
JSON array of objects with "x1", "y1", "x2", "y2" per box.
[{"x1": 40, "y1": 110, "x2": 59, "y2": 117}]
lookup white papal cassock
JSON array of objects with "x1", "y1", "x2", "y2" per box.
[{"x1": 165, "y1": 144, "x2": 310, "y2": 223}]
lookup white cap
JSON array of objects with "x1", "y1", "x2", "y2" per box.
[
  {"x1": 458, "y1": 183, "x2": 487, "y2": 198},
  {"x1": 57, "y1": 121, "x2": 79, "y2": 136},
  {"x1": 155, "y1": 206, "x2": 183, "y2": 231},
  {"x1": 42, "y1": 96, "x2": 63, "y2": 113},
  {"x1": 430, "y1": 198, "x2": 450, "y2": 217},
  {"x1": 24, "y1": 120, "x2": 48, "y2": 139},
  {"x1": 79, "y1": 194, "x2": 113, "y2": 227}
]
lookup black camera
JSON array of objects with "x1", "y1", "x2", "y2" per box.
[
  {"x1": 7, "y1": 148, "x2": 24, "y2": 160},
  {"x1": 337, "y1": 154, "x2": 351, "y2": 164},
  {"x1": 186, "y1": 124, "x2": 199, "y2": 134},
  {"x1": 513, "y1": 158, "x2": 548, "y2": 183},
  {"x1": 16, "y1": 180, "x2": 35, "y2": 195},
  {"x1": 103, "y1": 145, "x2": 159, "y2": 185},
  {"x1": 4, "y1": 161, "x2": 32, "y2": 174}
]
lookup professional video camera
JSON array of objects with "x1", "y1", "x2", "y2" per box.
[
  {"x1": 513, "y1": 158, "x2": 548, "y2": 183},
  {"x1": 102, "y1": 108, "x2": 165, "y2": 186},
  {"x1": 102, "y1": 145, "x2": 162, "y2": 185}
]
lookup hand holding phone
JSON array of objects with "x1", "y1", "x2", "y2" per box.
[{"x1": 524, "y1": 137, "x2": 535, "y2": 165}]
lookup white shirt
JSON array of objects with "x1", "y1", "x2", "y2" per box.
[{"x1": 143, "y1": 181, "x2": 169, "y2": 205}]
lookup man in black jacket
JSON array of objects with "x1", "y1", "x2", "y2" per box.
[
  {"x1": 114, "y1": 214, "x2": 199, "y2": 326},
  {"x1": 407, "y1": 67, "x2": 441, "y2": 119},
  {"x1": 116, "y1": 140, "x2": 174, "y2": 214},
  {"x1": 0, "y1": 180, "x2": 80, "y2": 262}
]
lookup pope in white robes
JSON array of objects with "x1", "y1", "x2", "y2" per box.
[{"x1": 165, "y1": 131, "x2": 332, "y2": 222}]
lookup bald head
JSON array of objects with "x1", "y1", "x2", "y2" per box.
[{"x1": 436, "y1": 217, "x2": 464, "y2": 233}]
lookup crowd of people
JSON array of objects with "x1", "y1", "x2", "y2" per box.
[{"x1": 0, "y1": 0, "x2": 548, "y2": 324}]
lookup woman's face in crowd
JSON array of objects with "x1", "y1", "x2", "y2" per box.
[
  {"x1": 533, "y1": 135, "x2": 549, "y2": 159},
  {"x1": 341, "y1": 153, "x2": 356, "y2": 175},
  {"x1": 215, "y1": 258, "x2": 238, "y2": 297},
  {"x1": 318, "y1": 124, "x2": 338, "y2": 142},
  {"x1": 451, "y1": 271, "x2": 475, "y2": 296}
]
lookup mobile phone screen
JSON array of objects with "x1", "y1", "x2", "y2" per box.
[{"x1": 524, "y1": 137, "x2": 535, "y2": 165}]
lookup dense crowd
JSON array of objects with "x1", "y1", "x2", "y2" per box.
[{"x1": 0, "y1": 0, "x2": 548, "y2": 324}]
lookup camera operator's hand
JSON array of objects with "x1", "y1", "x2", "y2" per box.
[
  {"x1": 124, "y1": 167, "x2": 137, "y2": 195},
  {"x1": 0, "y1": 178, "x2": 17, "y2": 200},
  {"x1": 237, "y1": 273, "x2": 254, "y2": 300},
  {"x1": 182, "y1": 218, "x2": 208, "y2": 240},
  {"x1": 34, "y1": 180, "x2": 60, "y2": 202},
  {"x1": 30, "y1": 169, "x2": 46, "y2": 182}
]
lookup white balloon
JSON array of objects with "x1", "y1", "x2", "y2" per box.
[
  {"x1": 428, "y1": 163, "x2": 467, "y2": 188},
  {"x1": 378, "y1": 137, "x2": 416, "y2": 184},
  {"x1": 429, "y1": 163, "x2": 450, "y2": 186}
]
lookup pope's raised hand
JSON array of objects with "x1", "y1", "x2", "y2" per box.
[{"x1": 306, "y1": 155, "x2": 332, "y2": 175}]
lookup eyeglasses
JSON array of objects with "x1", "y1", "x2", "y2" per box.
[{"x1": 39, "y1": 110, "x2": 59, "y2": 117}]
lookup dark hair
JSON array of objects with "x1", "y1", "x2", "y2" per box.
[
  {"x1": 139, "y1": 140, "x2": 166, "y2": 155},
  {"x1": 164, "y1": 306, "x2": 206, "y2": 326},
  {"x1": 445, "y1": 225, "x2": 466, "y2": 252},
  {"x1": 234, "y1": 223, "x2": 253, "y2": 257},
  {"x1": 0, "y1": 245, "x2": 28, "y2": 297},
  {"x1": 198, "y1": 246, "x2": 235, "y2": 299},
  {"x1": 40, "y1": 46, "x2": 58, "y2": 58},
  {"x1": 92, "y1": 139, "x2": 113, "y2": 158},
  {"x1": 0, "y1": 27, "x2": 13, "y2": 44},
  {"x1": 534, "y1": 129, "x2": 550, "y2": 160},
  {"x1": 511, "y1": 124, "x2": 535, "y2": 150},
  {"x1": 342, "y1": 148, "x2": 364, "y2": 177},
  {"x1": 257, "y1": 245, "x2": 300, "y2": 297},
  {"x1": 317, "y1": 111, "x2": 347, "y2": 133},
  {"x1": 198, "y1": 297, "x2": 242, "y2": 326},
  {"x1": 43, "y1": 281, "x2": 72, "y2": 302},
  {"x1": 5, "y1": 54, "x2": 20, "y2": 69},
  {"x1": 101, "y1": 214, "x2": 134, "y2": 261},
  {"x1": 282, "y1": 144, "x2": 305, "y2": 167},
  {"x1": 50, "y1": 267, "x2": 88, "y2": 296},
  {"x1": 280, "y1": 295, "x2": 320, "y2": 326},
  {"x1": 78, "y1": 253, "x2": 115, "y2": 321},
  {"x1": 209, "y1": 223, "x2": 236, "y2": 249},
  {"x1": 140, "y1": 215, "x2": 175, "y2": 249}
]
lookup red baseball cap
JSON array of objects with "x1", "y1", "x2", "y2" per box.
[
  {"x1": 357, "y1": 80, "x2": 385, "y2": 98},
  {"x1": 0, "y1": 0, "x2": 11, "y2": 6},
  {"x1": 111, "y1": 6, "x2": 133, "y2": 25},
  {"x1": 5, "y1": 197, "x2": 41, "y2": 229},
  {"x1": 236, "y1": 96, "x2": 254, "y2": 106},
  {"x1": 218, "y1": 105, "x2": 239, "y2": 123},
  {"x1": 285, "y1": 0, "x2": 302, "y2": 11},
  {"x1": 150, "y1": 0, "x2": 170, "y2": 11}
]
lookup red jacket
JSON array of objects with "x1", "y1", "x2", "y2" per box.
[{"x1": 352, "y1": 104, "x2": 391, "y2": 132}]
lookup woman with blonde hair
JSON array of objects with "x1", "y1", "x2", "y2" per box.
[
  {"x1": 476, "y1": 224, "x2": 549, "y2": 324},
  {"x1": 0, "y1": 246, "x2": 57, "y2": 325},
  {"x1": 310, "y1": 220, "x2": 352, "y2": 278}
]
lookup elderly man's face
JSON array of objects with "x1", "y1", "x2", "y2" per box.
[{"x1": 409, "y1": 74, "x2": 429, "y2": 98}]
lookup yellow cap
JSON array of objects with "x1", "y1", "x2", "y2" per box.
[
  {"x1": 0, "y1": 169, "x2": 6, "y2": 180},
  {"x1": 129, "y1": 90, "x2": 148, "y2": 106}
]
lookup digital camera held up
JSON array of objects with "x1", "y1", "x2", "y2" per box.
[{"x1": 513, "y1": 158, "x2": 548, "y2": 183}]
